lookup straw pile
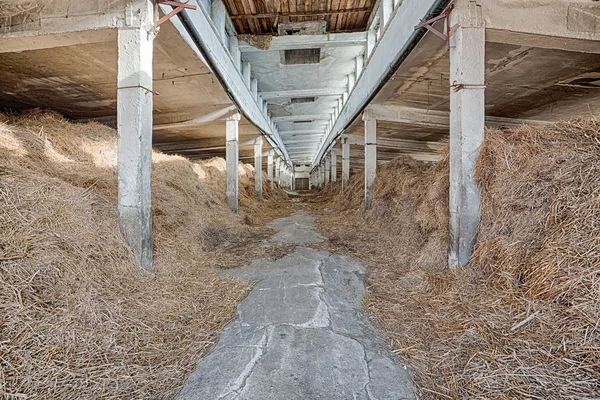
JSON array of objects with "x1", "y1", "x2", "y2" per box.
[
  {"x1": 0, "y1": 110, "x2": 290, "y2": 399},
  {"x1": 312, "y1": 120, "x2": 600, "y2": 399}
]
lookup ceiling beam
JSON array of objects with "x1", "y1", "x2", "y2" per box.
[
  {"x1": 313, "y1": 0, "x2": 447, "y2": 166},
  {"x1": 239, "y1": 32, "x2": 367, "y2": 52},
  {"x1": 261, "y1": 88, "x2": 346, "y2": 99},
  {"x1": 369, "y1": 104, "x2": 550, "y2": 129},
  {"x1": 273, "y1": 114, "x2": 332, "y2": 122}
]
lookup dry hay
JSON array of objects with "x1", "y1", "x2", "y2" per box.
[
  {"x1": 0, "y1": 110, "x2": 291, "y2": 399},
  {"x1": 311, "y1": 120, "x2": 600, "y2": 399}
]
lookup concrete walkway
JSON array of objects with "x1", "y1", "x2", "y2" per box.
[{"x1": 177, "y1": 211, "x2": 415, "y2": 400}]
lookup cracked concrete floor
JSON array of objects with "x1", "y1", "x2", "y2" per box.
[{"x1": 177, "y1": 211, "x2": 415, "y2": 400}]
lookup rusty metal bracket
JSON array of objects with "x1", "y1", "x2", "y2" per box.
[
  {"x1": 414, "y1": 7, "x2": 452, "y2": 49},
  {"x1": 154, "y1": 0, "x2": 197, "y2": 32}
]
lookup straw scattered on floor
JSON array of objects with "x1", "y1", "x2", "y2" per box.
[
  {"x1": 0, "y1": 110, "x2": 292, "y2": 399},
  {"x1": 310, "y1": 120, "x2": 600, "y2": 399}
]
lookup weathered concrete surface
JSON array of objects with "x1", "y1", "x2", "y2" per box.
[
  {"x1": 266, "y1": 211, "x2": 324, "y2": 245},
  {"x1": 177, "y1": 212, "x2": 415, "y2": 400}
]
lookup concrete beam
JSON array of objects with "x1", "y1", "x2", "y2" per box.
[
  {"x1": 239, "y1": 32, "x2": 367, "y2": 52},
  {"x1": 363, "y1": 110, "x2": 377, "y2": 211},
  {"x1": 261, "y1": 88, "x2": 346, "y2": 99},
  {"x1": 449, "y1": 0, "x2": 485, "y2": 268},
  {"x1": 152, "y1": 105, "x2": 237, "y2": 131},
  {"x1": 313, "y1": 0, "x2": 446, "y2": 166},
  {"x1": 226, "y1": 113, "x2": 241, "y2": 214},
  {"x1": 273, "y1": 114, "x2": 333, "y2": 122},
  {"x1": 117, "y1": 0, "x2": 154, "y2": 271},
  {"x1": 167, "y1": 1, "x2": 291, "y2": 162},
  {"x1": 368, "y1": 104, "x2": 550, "y2": 129},
  {"x1": 0, "y1": 3, "x2": 125, "y2": 53},
  {"x1": 254, "y1": 136, "x2": 263, "y2": 202},
  {"x1": 483, "y1": 0, "x2": 600, "y2": 54}
]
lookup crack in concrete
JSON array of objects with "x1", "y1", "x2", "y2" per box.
[{"x1": 177, "y1": 212, "x2": 415, "y2": 400}]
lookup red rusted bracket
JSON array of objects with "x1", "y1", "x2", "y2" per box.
[
  {"x1": 414, "y1": 8, "x2": 452, "y2": 49},
  {"x1": 154, "y1": 0, "x2": 197, "y2": 32}
]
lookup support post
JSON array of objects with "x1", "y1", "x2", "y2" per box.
[
  {"x1": 331, "y1": 151, "x2": 337, "y2": 184},
  {"x1": 117, "y1": 0, "x2": 154, "y2": 271},
  {"x1": 254, "y1": 136, "x2": 263, "y2": 202},
  {"x1": 380, "y1": 0, "x2": 394, "y2": 28},
  {"x1": 229, "y1": 36, "x2": 242, "y2": 70},
  {"x1": 210, "y1": 0, "x2": 227, "y2": 40},
  {"x1": 226, "y1": 113, "x2": 240, "y2": 213},
  {"x1": 325, "y1": 155, "x2": 331, "y2": 187},
  {"x1": 267, "y1": 150, "x2": 274, "y2": 189},
  {"x1": 275, "y1": 158, "x2": 281, "y2": 185},
  {"x1": 449, "y1": 0, "x2": 485, "y2": 268},
  {"x1": 242, "y1": 61, "x2": 251, "y2": 88},
  {"x1": 363, "y1": 110, "x2": 377, "y2": 211},
  {"x1": 342, "y1": 136, "x2": 350, "y2": 192}
]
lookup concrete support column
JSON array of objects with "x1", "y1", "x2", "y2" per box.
[
  {"x1": 325, "y1": 155, "x2": 331, "y2": 187},
  {"x1": 342, "y1": 136, "x2": 350, "y2": 192},
  {"x1": 229, "y1": 36, "x2": 242, "y2": 71},
  {"x1": 448, "y1": 0, "x2": 485, "y2": 268},
  {"x1": 117, "y1": 0, "x2": 154, "y2": 271},
  {"x1": 250, "y1": 78, "x2": 258, "y2": 100},
  {"x1": 226, "y1": 113, "x2": 240, "y2": 214},
  {"x1": 331, "y1": 151, "x2": 337, "y2": 184},
  {"x1": 210, "y1": 0, "x2": 227, "y2": 40},
  {"x1": 348, "y1": 73, "x2": 356, "y2": 93},
  {"x1": 355, "y1": 55, "x2": 364, "y2": 79},
  {"x1": 366, "y1": 29, "x2": 376, "y2": 58},
  {"x1": 363, "y1": 110, "x2": 377, "y2": 211},
  {"x1": 254, "y1": 136, "x2": 263, "y2": 202},
  {"x1": 267, "y1": 150, "x2": 274, "y2": 189},
  {"x1": 242, "y1": 61, "x2": 251, "y2": 88},
  {"x1": 380, "y1": 0, "x2": 393, "y2": 28},
  {"x1": 275, "y1": 159, "x2": 281, "y2": 185}
]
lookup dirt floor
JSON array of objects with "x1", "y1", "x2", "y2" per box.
[
  {"x1": 0, "y1": 111, "x2": 295, "y2": 399},
  {"x1": 309, "y1": 120, "x2": 600, "y2": 399}
]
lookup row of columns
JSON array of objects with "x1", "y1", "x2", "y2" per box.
[{"x1": 311, "y1": 1, "x2": 485, "y2": 268}]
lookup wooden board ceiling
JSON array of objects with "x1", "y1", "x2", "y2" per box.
[{"x1": 223, "y1": 0, "x2": 375, "y2": 35}]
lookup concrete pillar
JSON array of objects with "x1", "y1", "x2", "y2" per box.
[
  {"x1": 226, "y1": 113, "x2": 240, "y2": 214},
  {"x1": 363, "y1": 110, "x2": 377, "y2": 211},
  {"x1": 251, "y1": 78, "x2": 258, "y2": 100},
  {"x1": 449, "y1": 0, "x2": 485, "y2": 268},
  {"x1": 325, "y1": 155, "x2": 331, "y2": 187},
  {"x1": 342, "y1": 136, "x2": 350, "y2": 192},
  {"x1": 267, "y1": 150, "x2": 274, "y2": 189},
  {"x1": 275, "y1": 159, "x2": 281, "y2": 185},
  {"x1": 380, "y1": 0, "x2": 393, "y2": 28},
  {"x1": 367, "y1": 29, "x2": 376, "y2": 58},
  {"x1": 348, "y1": 73, "x2": 356, "y2": 93},
  {"x1": 355, "y1": 55, "x2": 364, "y2": 79},
  {"x1": 254, "y1": 136, "x2": 263, "y2": 202},
  {"x1": 229, "y1": 36, "x2": 242, "y2": 70},
  {"x1": 117, "y1": 0, "x2": 154, "y2": 271},
  {"x1": 210, "y1": 0, "x2": 227, "y2": 40},
  {"x1": 331, "y1": 151, "x2": 337, "y2": 184},
  {"x1": 242, "y1": 61, "x2": 251, "y2": 88}
]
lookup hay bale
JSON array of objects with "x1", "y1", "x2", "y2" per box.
[
  {"x1": 0, "y1": 110, "x2": 291, "y2": 399},
  {"x1": 312, "y1": 120, "x2": 600, "y2": 399}
]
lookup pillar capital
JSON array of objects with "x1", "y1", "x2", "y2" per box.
[
  {"x1": 226, "y1": 112, "x2": 241, "y2": 122},
  {"x1": 362, "y1": 109, "x2": 375, "y2": 122}
]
